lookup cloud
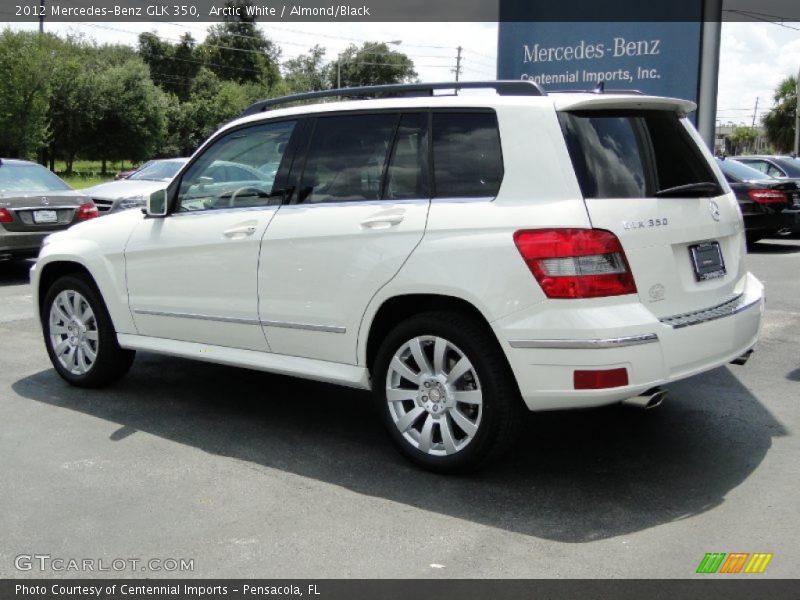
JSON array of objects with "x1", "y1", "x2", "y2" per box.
[{"x1": 717, "y1": 22, "x2": 800, "y2": 125}]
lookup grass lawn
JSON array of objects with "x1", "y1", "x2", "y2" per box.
[{"x1": 54, "y1": 159, "x2": 143, "y2": 190}]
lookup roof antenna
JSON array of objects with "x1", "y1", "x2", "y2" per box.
[{"x1": 593, "y1": 81, "x2": 605, "y2": 94}]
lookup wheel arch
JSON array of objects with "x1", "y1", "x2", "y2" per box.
[
  {"x1": 35, "y1": 255, "x2": 135, "y2": 335},
  {"x1": 362, "y1": 293, "x2": 507, "y2": 375}
]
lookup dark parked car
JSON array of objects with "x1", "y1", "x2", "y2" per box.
[
  {"x1": 716, "y1": 158, "x2": 799, "y2": 243},
  {"x1": 731, "y1": 155, "x2": 800, "y2": 179},
  {"x1": 0, "y1": 159, "x2": 98, "y2": 261}
]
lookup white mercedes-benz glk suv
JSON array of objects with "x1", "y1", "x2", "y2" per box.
[{"x1": 32, "y1": 81, "x2": 764, "y2": 472}]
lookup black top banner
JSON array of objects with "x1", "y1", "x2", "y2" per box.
[{"x1": 2, "y1": 0, "x2": 800, "y2": 22}]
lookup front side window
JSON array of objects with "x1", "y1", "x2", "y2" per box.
[
  {"x1": 737, "y1": 160, "x2": 770, "y2": 175},
  {"x1": 560, "y1": 110, "x2": 718, "y2": 199},
  {"x1": 177, "y1": 120, "x2": 295, "y2": 212},
  {"x1": 432, "y1": 112, "x2": 504, "y2": 199},
  {"x1": 298, "y1": 114, "x2": 397, "y2": 203}
]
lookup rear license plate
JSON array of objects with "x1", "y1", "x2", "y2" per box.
[
  {"x1": 690, "y1": 241, "x2": 726, "y2": 281},
  {"x1": 33, "y1": 210, "x2": 58, "y2": 224}
]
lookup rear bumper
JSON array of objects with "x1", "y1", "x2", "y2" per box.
[
  {"x1": 495, "y1": 273, "x2": 764, "y2": 411},
  {"x1": 0, "y1": 230, "x2": 48, "y2": 258},
  {"x1": 780, "y1": 208, "x2": 800, "y2": 232}
]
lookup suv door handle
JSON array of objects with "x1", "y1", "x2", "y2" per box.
[
  {"x1": 223, "y1": 225, "x2": 257, "y2": 238},
  {"x1": 360, "y1": 213, "x2": 405, "y2": 229}
]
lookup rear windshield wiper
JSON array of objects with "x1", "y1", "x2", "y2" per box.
[{"x1": 655, "y1": 182, "x2": 722, "y2": 198}]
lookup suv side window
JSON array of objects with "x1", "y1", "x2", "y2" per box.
[
  {"x1": 432, "y1": 112, "x2": 504, "y2": 199},
  {"x1": 177, "y1": 120, "x2": 296, "y2": 212},
  {"x1": 384, "y1": 113, "x2": 430, "y2": 200},
  {"x1": 298, "y1": 114, "x2": 397, "y2": 203}
]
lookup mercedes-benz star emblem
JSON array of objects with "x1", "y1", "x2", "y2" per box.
[{"x1": 709, "y1": 200, "x2": 720, "y2": 221}]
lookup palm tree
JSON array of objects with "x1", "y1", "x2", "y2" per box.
[{"x1": 761, "y1": 76, "x2": 797, "y2": 153}]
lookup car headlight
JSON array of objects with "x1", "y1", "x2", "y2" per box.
[{"x1": 118, "y1": 195, "x2": 146, "y2": 210}]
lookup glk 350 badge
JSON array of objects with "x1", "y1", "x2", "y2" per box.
[{"x1": 623, "y1": 217, "x2": 669, "y2": 230}]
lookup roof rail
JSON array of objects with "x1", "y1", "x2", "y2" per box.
[{"x1": 241, "y1": 80, "x2": 546, "y2": 116}]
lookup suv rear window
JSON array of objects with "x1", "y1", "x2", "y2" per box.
[
  {"x1": 559, "y1": 110, "x2": 718, "y2": 199},
  {"x1": 432, "y1": 112, "x2": 503, "y2": 198}
]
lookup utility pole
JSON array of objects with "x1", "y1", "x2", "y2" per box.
[
  {"x1": 751, "y1": 97, "x2": 759, "y2": 128},
  {"x1": 794, "y1": 65, "x2": 800, "y2": 157},
  {"x1": 453, "y1": 46, "x2": 463, "y2": 82},
  {"x1": 38, "y1": 0, "x2": 44, "y2": 33}
]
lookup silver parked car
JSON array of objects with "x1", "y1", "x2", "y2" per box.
[
  {"x1": 82, "y1": 158, "x2": 189, "y2": 214},
  {"x1": 0, "y1": 159, "x2": 98, "y2": 261}
]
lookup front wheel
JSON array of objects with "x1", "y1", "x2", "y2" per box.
[
  {"x1": 42, "y1": 274, "x2": 135, "y2": 387},
  {"x1": 373, "y1": 311, "x2": 525, "y2": 473}
]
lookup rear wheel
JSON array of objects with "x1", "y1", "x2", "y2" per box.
[
  {"x1": 373, "y1": 311, "x2": 524, "y2": 473},
  {"x1": 42, "y1": 274, "x2": 135, "y2": 387}
]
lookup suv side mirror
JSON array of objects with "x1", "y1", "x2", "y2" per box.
[{"x1": 146, "y1": 189, "x2": 168, "y2": 217}]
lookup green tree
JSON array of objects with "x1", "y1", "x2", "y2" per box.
[
  {"x1": 727, "y1": 126, "x2": 758, "y2": 155},
  {"x1": 283, "y1": 45, "x2": 329, "y2": 92},
  {"x1": 201, "y1": 0, "x2": 281, "y2": 87},
  {"x1": 166, "y1": 67, "x2": 270, "y2": 156},
  {"x1": 138, "y1": 32, "x2": 201, "y2": 102},
  {"x1": 330, "y1": 42, "x2": 417, "y2": 89},
  {"x1": 0, "y1": 31, "x2": 61, "y2": 158},
  {"x1": 87, "y1": 59, "x2": 168, "y2": 173},
  {"x1": 762, "y1": 76, "x2": 797, "y2": 154},
  {"x1": 46, "y1": 38, "x2": 99, "y2": 172}
]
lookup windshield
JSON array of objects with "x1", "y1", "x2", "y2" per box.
[
  {"x1": 129, "y1": 160, "x2": 185, "y2": 181},
  {"x1": 717, "y1": 158, "x2": 769, "y2": 182},
  {"x1": 0, "y1": 163, "x2": 71, "y2": 193}
]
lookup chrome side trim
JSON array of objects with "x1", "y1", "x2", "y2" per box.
[
  {"x1": 260, "y1": 320, "x2": 346, "y2": 334},
  {"x1": 133, "y1": 309, "x2": 347, "y2": 334},
  {"x1": 133, "y1": 309, "x2": 260, "y2": 326},
  {"x1": 508, "y1": 334, "x2": 659, "y2": 349},
  {"x1": 659, "y1": 294, "x2": 761, "y2": 329}
]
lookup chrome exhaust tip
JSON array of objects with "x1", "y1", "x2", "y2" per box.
[
  {"x1": 622, "y1": 387, "x2": 667, "y2": 410},
  {"x1": 730, "y1": 349, "x2": 754, "y2": 366}
]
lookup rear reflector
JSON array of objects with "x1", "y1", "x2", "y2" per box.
[
  {"x1": 574, "y1": 368, "x2": 629, "y2": 390},
  {"x1": 77, "y1": 202, "x2": 99, "y2": 220},
  {"x1": 0, "y1": 208, "x2": 12, "y2": 223},
  {"x1": 747, "y1": 189, "x2": 788, "y2": 205},
  {"x1": 514, "y1": 229, "x2": 637, "y2": 299}
]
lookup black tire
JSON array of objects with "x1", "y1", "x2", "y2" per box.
[
  {"x1": 373, "y1": 310, "x2": 525, "y2": 474},
  {"x1": 42, "y1": 274, "x2": 135, "y2": 388}
]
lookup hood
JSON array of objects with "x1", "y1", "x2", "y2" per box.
[
  {"x1": 48, "y1": 202, "x2": 145, "y2": 242},
  {"x1": 81, "y1": 179, "x2": 168, "y2": 200}
]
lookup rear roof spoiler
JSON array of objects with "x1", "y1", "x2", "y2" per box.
[{"x1": 552, "y1": 94, "x2": 697, "y2": 115}]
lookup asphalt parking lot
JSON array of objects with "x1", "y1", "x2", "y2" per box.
[{"x1": 1, "y1": 238, "x2": 798, "y2": 579}]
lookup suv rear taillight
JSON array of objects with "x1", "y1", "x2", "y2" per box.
[
  {"x1": 513, "y1": 229, "x2": 637, "y2": 299},
  {"x1": 77, "y1": 202, "x2": 99, "y2": 220},
  {"x1": 747, "y1": 189, "x2": 787, "y2": 205},
  {"x1": 0, "y1": 208, "x2": 12, "y2": 223}
]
